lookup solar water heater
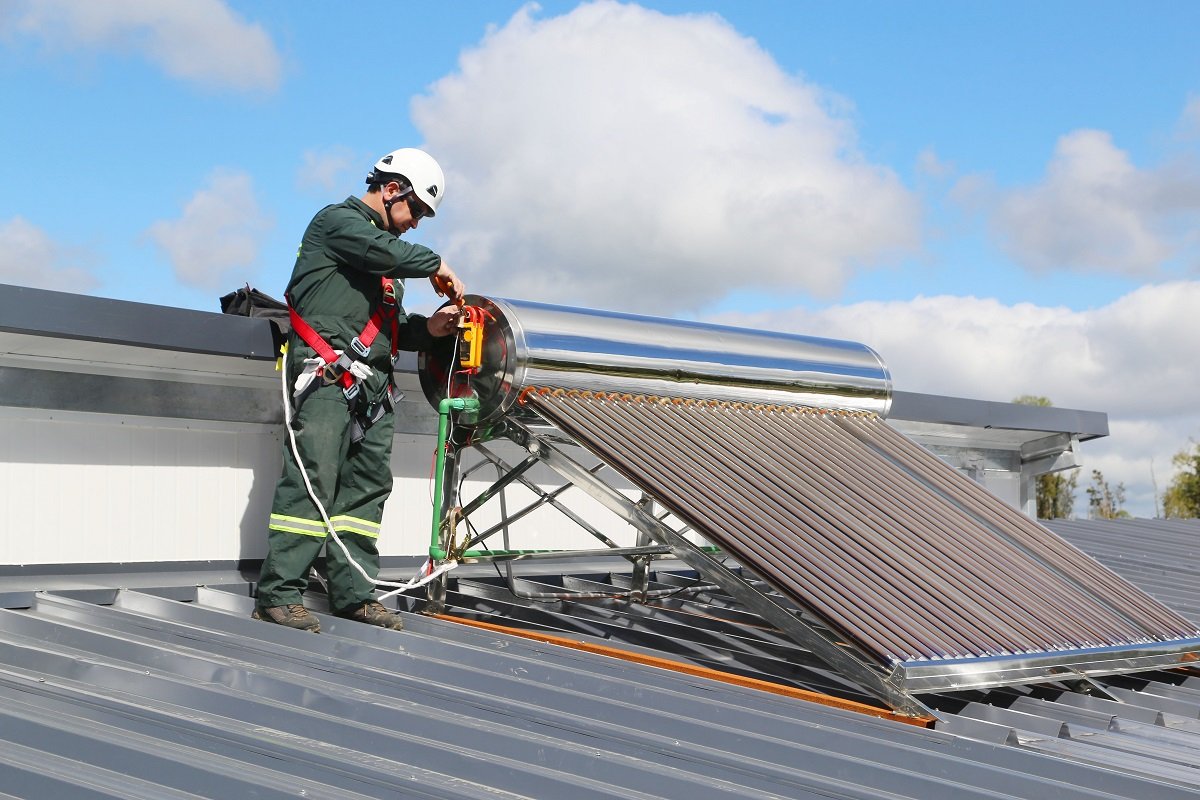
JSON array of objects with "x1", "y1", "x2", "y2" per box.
[{"x1": 418, "y1": 297, "x2": 1200, "y2": 717}]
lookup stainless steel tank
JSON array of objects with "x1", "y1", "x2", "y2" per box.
[{"x1": 418, "y1": 296, "x2": 891, "y2": 430}]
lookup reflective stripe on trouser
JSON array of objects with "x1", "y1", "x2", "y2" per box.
[
  {"x1": 266, "y1": 514, "x2": 381, "y2": 538},
  {"x1": 256, "y1": 385, "x2": 396, "y2": 613}
]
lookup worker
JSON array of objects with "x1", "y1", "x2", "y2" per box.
[{"x1": 253, "y1": 148, "x2": 465, "y2": 633}]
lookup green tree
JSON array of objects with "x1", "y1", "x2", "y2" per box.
[
  {"x1": 1163, "y1": 442, "x2": 1200, "y2": 518},
  {"x1": 1086, "y1": 469, "x2": 1130, "y2": 519},
  {"x1": 1013, "y1": 395, "x2": 1078, "y2": 519}
]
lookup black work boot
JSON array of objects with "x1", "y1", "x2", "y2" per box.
[
  {"x1": 339, "y1": 600, "x2": 404, "y2": 630},
  {"x1": 252, "y1": 603, "x2": 321, "y2": 633}
]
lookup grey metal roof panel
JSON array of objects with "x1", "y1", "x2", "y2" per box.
[
  {"x1": 443, "y1": 573, "x2": 882, "y2": 701},
  {"x1": 442, "y1": 565, "x2": 1200, "y2": 798},
  {"x1": 3, "y1": 593, "x2": 747, "y2": 800},
  {"x1": 9, "y1": 580, "x2": 1200, "y2": 799},
  {"x1": 1047, "y1": 518, "x2": 1200, "y2": 624}
]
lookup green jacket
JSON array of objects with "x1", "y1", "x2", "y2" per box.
[{"x1": 285, "y1": 195, "x2": 444, "y2": 392}]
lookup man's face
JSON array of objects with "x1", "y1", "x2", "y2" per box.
[{"x1": 385, "y1": 182, "x2": 432, "y2": 234}]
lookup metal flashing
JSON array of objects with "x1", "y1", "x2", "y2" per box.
[
  {"x1": 889, "y1": 389, "x2": 1109, "y2": 440},
  {"x1": 0, "y1": 282, "x2": 278, "y2": 359}
]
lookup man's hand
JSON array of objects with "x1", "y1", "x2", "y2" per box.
[
  {"x1": 426, "y1": 304, "x2": 462, "y2": 338},
  {"x1": 430, "y1": 261, "x2": 465, "y2": 305}
]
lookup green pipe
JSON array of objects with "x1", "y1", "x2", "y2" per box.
[
  {"x1": 430, "y1": 397, "x2": 480, "y2": 561},
  {"x1": 460, "y1": 548, "x2": 563, "y2": 557}
]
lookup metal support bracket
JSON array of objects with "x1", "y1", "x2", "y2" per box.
[{"x1": 1053, "y1": 672, "x2": 1122, "y2": 703}]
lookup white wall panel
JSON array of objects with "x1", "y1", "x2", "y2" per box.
[
  {"x1": 0, "y1": 406, "x2": 629, "y2": 566},
  {"x1": 0, "y1": 408, "x2": 281, "y2": 565}
]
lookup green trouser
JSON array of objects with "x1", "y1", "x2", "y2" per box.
[{"x1": 256, "y1": 383, "x2": 396, "y2": 613}]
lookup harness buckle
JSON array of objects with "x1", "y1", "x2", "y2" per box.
[
  {"x1": 342, "y1": 381, "x2": 361, "y2": 401},
  {"x1": 321, "y1": 352, "x2": 351, "y2": 385},
  {"x1": 350, "y1": 336, "x2": 371, "y2": 359},
  {"x1": 321, "y1": 363, "x2": 342, "y2": 385},
  {"x1": 382, "y1": 280, "x2": 398, "y2": 307}
]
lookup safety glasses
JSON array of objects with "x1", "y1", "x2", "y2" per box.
[{"x1": 406, "y1": 194, "x2": 433, "y2": 220}]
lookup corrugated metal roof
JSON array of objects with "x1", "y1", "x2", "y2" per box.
[
  {"x1": 1048, "y1": 518, "x2": 1200, "y2": 628},
  {"x1": 5, "y1": 547, "x2": 1200, "y2": 799},
  {"x1": 0, "y1": 582, "x2": 1019, "y2": 799}
]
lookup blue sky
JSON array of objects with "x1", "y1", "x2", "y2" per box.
[{"x1": 2, "y1": 0, "x2": 1199, "y2": 516}]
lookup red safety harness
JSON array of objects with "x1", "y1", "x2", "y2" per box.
[{"x1": 287, "y1": 276, "x2": 400, "y2": 401}]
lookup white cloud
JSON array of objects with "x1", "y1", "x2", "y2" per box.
[
  {"x1": 297, "y1": 147, "x2": 357, "y2": 193},
  {"x1": 4, "y1": 0, "x2": 281, "y2": 91},
  {"x1": 145, "y1": 170, "x2": 272, "y2": 290},
  {"x1": 1081, "y1": 416, "x2": 1200, "y2": 519},
  {"x1": 709, "y1": 281, "x2": 1200, "y2": 517},
  {"x1": 1181, "y1": 95, "x2": 1200, "y2": 140},
  {"x1": 989, "y1": 129, "x2": 1200, "y2": 275},
  {"x1": 916, "y1": 148, "x2": 955, "y2": 181},
  {"x1": 0, "y1": 216, "x2": 100, "y2": 292},
  {"x1": 413, "y1": 1, "x2": 919, "y2": 314}
]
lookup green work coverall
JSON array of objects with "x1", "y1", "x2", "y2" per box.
[{"x1": 256, "y1": 196, "x2": 444, "y2": 613}]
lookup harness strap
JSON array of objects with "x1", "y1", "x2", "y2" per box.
[
  {"x1": 286, "y1": 276, "x2": 399, "y2": 395},
  {"x1": 287, "y1": 303, "x2": 351, "y2": 388},
  {"x1": 380, "y1": 278, "x2": 400, "y2": 360}
]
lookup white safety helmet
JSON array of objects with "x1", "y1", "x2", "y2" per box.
[{"x1": 367, "y1": 148, "x2": 445, "y2": 217}]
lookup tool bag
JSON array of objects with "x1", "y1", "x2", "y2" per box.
[{"x1": 219, "y1": 283, "x2": 291, "y2": 352}]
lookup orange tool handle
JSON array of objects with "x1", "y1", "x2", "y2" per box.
[{"x1": 433, "y1": 275, "x2": 465, "y2": 308}]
